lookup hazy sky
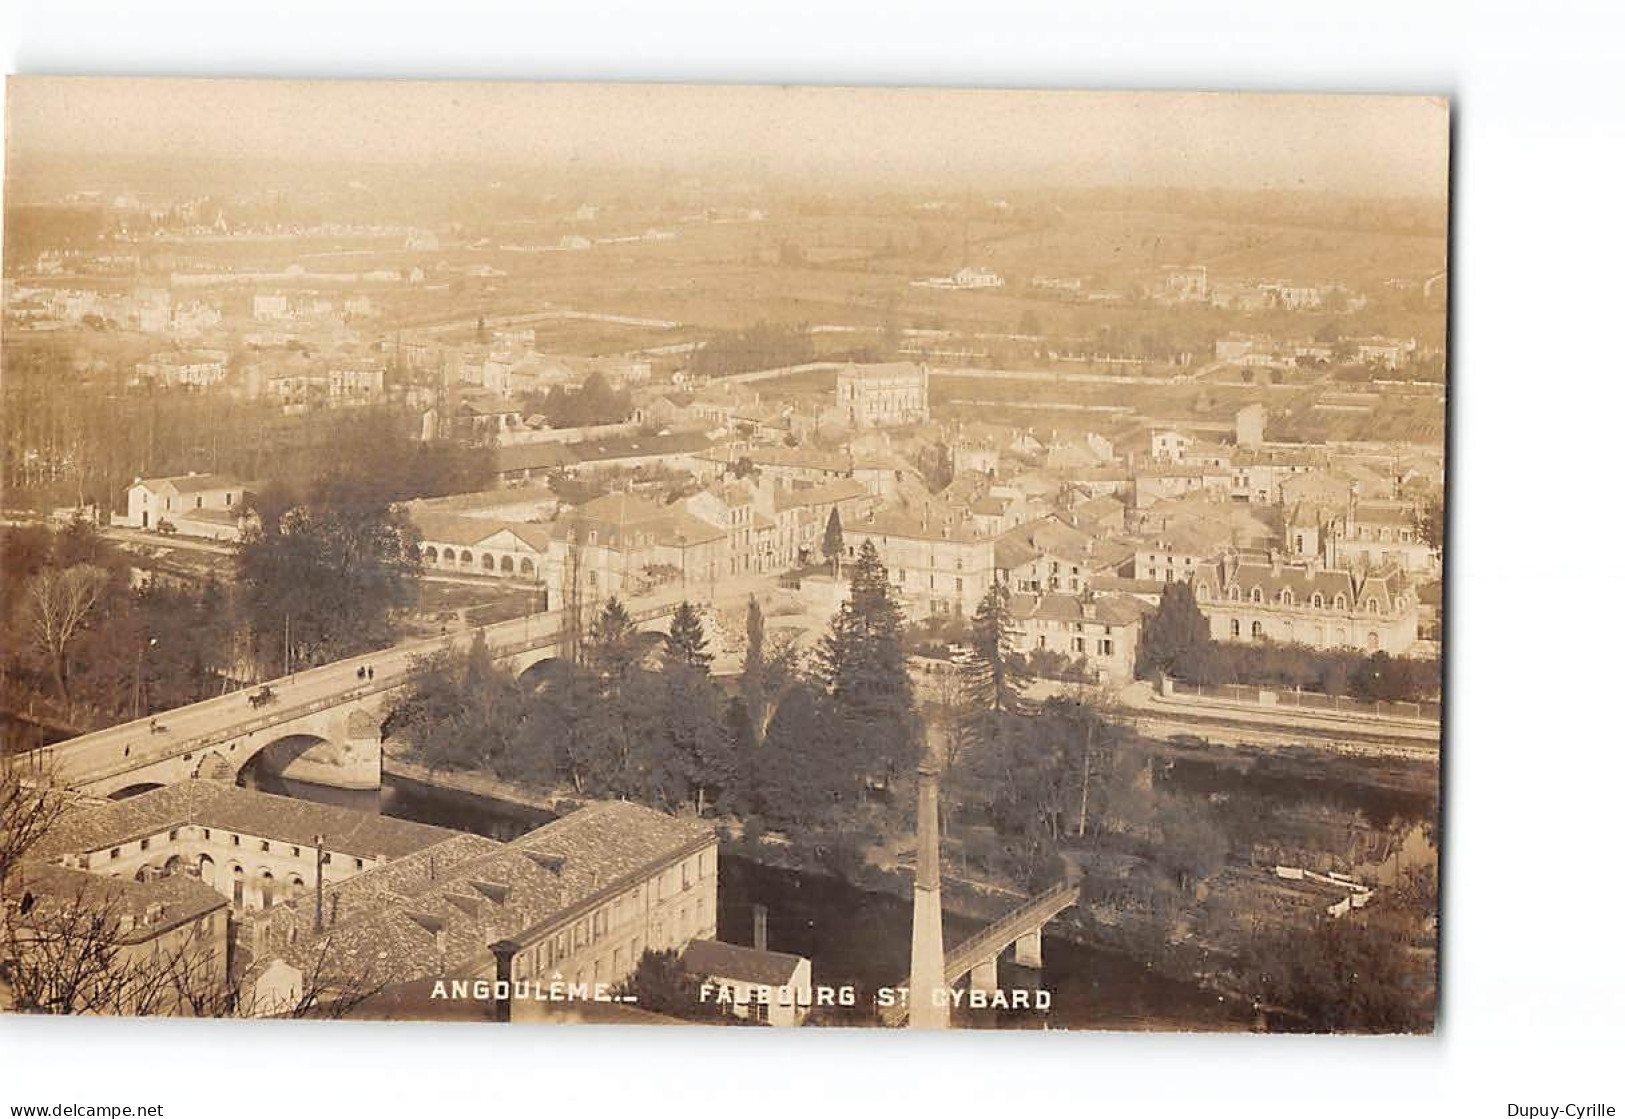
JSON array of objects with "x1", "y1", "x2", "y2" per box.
[{"x1": 6, "y1": 78, "x2": 1449, "y2": 197}]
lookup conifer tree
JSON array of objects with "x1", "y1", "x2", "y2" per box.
[
  {"x1": 1134, "y1": 580, "x2": 1211, "y2": 680},
  {"x1": 817, "y1": 539, "x2": 918, "y2": 783},
  {"x1": 663, "y1": 601, "x2": 712, "y2": 672},
  {"x1": 822, "y1": 507, "x2": 845, "y2": 576},
  {"x1": 966, "y1": 581, "x2": 1031, "y2": 716}
]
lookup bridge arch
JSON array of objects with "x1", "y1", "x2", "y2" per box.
[
  {"x1": 516, "y1": 655, "x2": 566, "y2": 690},
  {"x1": 424, "y1": 545, "x2": 439, "y2": 564},
  {"x1": 235, "y1": 732, "x2": 338, "y2": 792}
]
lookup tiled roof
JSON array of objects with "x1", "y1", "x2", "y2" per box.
[
  {"x1": 566, "y1": 432, "x2": 711, "y2": 464},
  {"x1": 139, "y1": 473, "x2": 245, "y2": 495},
  {"x1": 251, "y1": 802, "x2": 715, "y2": 988},
  {"x1": 34, "y1": 784, "x2": 460, "y2": 864},
  {"x1": 493, "y1": 443, "x2": 581, "y2": 474},
  {"x1": 682, "y1": 938, "x2": 805, "y2": 986},
  {"x1": 14, "y1": 862, "x2": 226, "y2": 942}
]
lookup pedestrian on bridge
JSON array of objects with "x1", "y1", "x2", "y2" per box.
[
  {"x1": 366, "y1": 666, "x2": 374, "y2": 681},
  {"x1": 356, "y1": 666, "x2": 366, "y2": 682}
]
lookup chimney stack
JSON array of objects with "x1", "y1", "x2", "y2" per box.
[
  {"x1": 753, "y1": 904, "x2": 769, "y2": 952},
  {"x1": 489, "y1": 939, "x2": 521, "y2": 1024}
]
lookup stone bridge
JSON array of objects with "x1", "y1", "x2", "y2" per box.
[{"x1": 29, "y1": 604, "x2": 677, "y2": 800}]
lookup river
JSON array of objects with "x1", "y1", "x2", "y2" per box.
[{"x1": 244, "y1": 766, "x2": 1250, "y2": 1031}]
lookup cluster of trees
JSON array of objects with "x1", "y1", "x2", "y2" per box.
[
  {"x1": 1, "y1": 520, "x2": 239, "y2": 726},
  {"x1": 1, "y1": 448, "x2": 429, "y2": 727},
  {"x1": 1135, "y1": 583, "x2": 1441, "y2": 703},
  {"x1": 236, "y1": 474, "x2": 422, "y2": 676},
  {"x1": 395, "y1": 543, "x2": 921, "y2": 833},
  {"x1": 531, "y1": 371, "x2": 634, "y2": 429},
  {"x1": 1, "y1": 346, "x2": 489, "y2": 515},
  {"x1": 1235, "y1": 864, "x2": 1437, "y2": 1033},
  {"x1": 689, "y1": 322, "x2": 815, "y2": 379}
]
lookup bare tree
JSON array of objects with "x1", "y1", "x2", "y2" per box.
[{"x1": 24, "y1": 563, "x2": 110, "y2": 700}]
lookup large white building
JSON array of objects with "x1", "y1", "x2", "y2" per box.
[{"x1": 834, "y1": 363, "x2": 930, "y2": 428}]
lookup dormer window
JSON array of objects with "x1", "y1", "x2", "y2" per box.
[
  {"x1": 1279, "y1": 589, "x2": 1294, "y2": 606},
  {"x1": 1311, "y1": 593, "x2": 1324, "y2": 608},
  {"x1": 1334, "y1": 594, "x2": 1348, "y2": 610},
  {"x1": 1250, "y1": 587, "x2": 1263, "y2": 604},
  {"x1": 1366, "y1": 599, "x2": 1379, "y2": 613}
]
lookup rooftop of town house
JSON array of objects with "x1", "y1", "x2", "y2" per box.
[
  {"x1": 1341, "y1": 501, "x2": 1419, "y2": 528},
  {"x1": 134, "y1": 472, "x2": 251, "y2": 495},
  {"x1": 1134, "y1": 462, "x2": 1230, "y2": 480},
  {"x1": 13, "y1": 862, "x2": 228, "y2": 943},
  {"x1": 1193, "y1": 557, "x2": 1409, "y2": 612},
  {"x1": 492, "y1": 442, "x2": 582, "y2": 474},
  {"x1": 1088, "y1": 575, "x2": 1169, "y2": 597},
  {"x1": 993, "y1": 517, "x2": 1097, "y2": 567},
  {"x1": 1007, "y1": 591, "x2": 1151, "y2": 628},
  {"x1": 251, "y1": 801, "x2": 716, "y2": 990},
  {"x1": 33, "y1": 783, "x2": 460, "y2": 865},
  {"x1": 460, "y1": 396, "x2": 524, "y2": 416},
  {"x1": 681, "y1": 938, "x2": 806, "y2": 987},
  {"x1": 774, "y1": 478, "x2": 870, "y2": 511},
  {"x1": 573, "y1": 492, "x2": 668, "y2": 525},
  {"x1": 565, "y1": 431, "x2": 713, "y2": 464},
  {"x1": 850, "y1": 501, "x2": 987, "y2": 545},
  {"x1": 835, "y1": 361, "x2": 928, "y2": 382},
  {"x1": 1070, "y1": 494, "x2": 1127, "y2": 521}
]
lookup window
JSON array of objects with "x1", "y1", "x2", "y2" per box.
[
  {"x1": 1250, "y1": 587, "x2": 1263, "y2": 603},
  {"x1": 168, "y1": 829, "x2": 179, "y2": 841},
  {"x1": 1280, "y1": 589, "x2": 1294, "y2": 606},
  {"x1": 1334, "y1": 594, "x2": 1348, "y2": 610},
  {"x1": 1229, "y1": 619, "x2": 1240, "y2": 638},
  {"x1": 202, "y1": 828, "x2": 211, "y2": 840},
  {"x1": 1311, "y1": 593, "x2": 1324, "y2": 608},
  {"x1": 110, "y1": 847, "x2": 121, "y2": 860},
  {"x1": 260, "y1": 840, "x2": 271, "y2": 853},
  {"x1": 1251, "y1": 621, "x2": 1264, "y2": 639},
  {"x1": 140, "y1": 838, "x2": 149, "y2": 851},
  {"x1": 231, "y1": 835, "x2": 240, "y2": 846},
  {"x1": 291, "y1": 846, "x2": 300, "y2": 858},
  {"x1": 1099, "y1": 638, "x2": 1114, "y2": 656},
  {"x1": 354, "y1": 858, "x2": 364, "y2": 870},
  {"x1": 1366, "y1": 599, "x2": 1379, "y2": 613}
]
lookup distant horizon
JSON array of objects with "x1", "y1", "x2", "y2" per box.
[{"x1": 6, "y1": 78, "x2": 1450, "y2": 203}]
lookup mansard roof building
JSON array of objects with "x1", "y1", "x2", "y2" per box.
[{"x1": 1190, "y1": 554, "x2": 1420, "y2": 656}]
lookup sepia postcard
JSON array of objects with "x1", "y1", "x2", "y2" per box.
[{"x1": 0, "y1": 78, "x2": 1446, "y2": 1032}]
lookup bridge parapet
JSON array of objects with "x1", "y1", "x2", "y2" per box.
[
  {"x1": 37, "y1": 603, "x2": 680, "y2": 794},
  {"x1": 880, "y1": 879, "x2": 1080, "y2": 1027}
]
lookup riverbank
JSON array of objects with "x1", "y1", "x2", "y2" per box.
[{"x1": 378, "y1": 749, "x2": 1240, "y2": 1016}]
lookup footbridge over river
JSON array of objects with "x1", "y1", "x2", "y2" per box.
[
  {"x1": 880, "y1": 879, "x2": 1082, "y2": 1026},
  {"x1": 27, "y1": 605, "x2": 677, "y2": 800}
]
